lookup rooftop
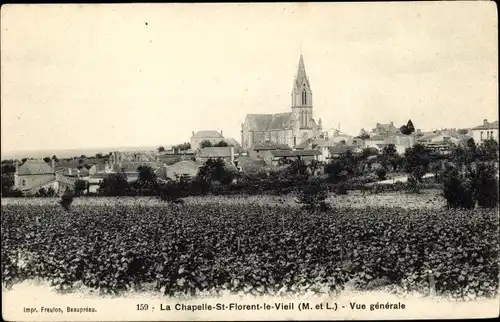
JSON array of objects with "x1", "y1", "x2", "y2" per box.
[
  {"x1": 270, "y1": 150, "x2": 322, "y2": 157},
  {"x1": 472, "y1": 120, "x2": 499, "y2": 130},
  {"x1": 192, "y1": 130, "x2": 223, "y2": 138},
  {"x1": 199, "y1": 147, "x2": 233, "y2": 158},
  {"x1": 251, "y1": 143, "x2": 292, "y2": 151},
  {"x1": 17, "y1": 159, "x2": 54, "y2": 175}
]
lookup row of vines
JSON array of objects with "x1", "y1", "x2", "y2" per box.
[{"x1": 1, "y1": 203, "x2": 498, "y2": 300}]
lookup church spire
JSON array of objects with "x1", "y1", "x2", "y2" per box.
[{"x1": 294, "y1": 54, "x2": 310, "y2": 91}]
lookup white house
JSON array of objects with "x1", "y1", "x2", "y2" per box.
[
  {"x1": 471, "y1": 119, "x2": 499, "y2": 143},
  {"x1": 364, "y1": 135, "x2": 387, "y2": 150}
]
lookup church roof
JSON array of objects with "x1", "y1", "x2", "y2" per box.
[
  {"x1": 245, "y1": 113, "x2": 293, "y2": 131},
  {"x1": 192, "y1": 130, "x2": 223, "y2": 138},
  {"x1": 17, "y1": 159, "x2": 54, "y2": 175}
]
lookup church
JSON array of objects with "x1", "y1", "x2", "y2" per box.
[{"x1": 241, "y1": 54, "x2": 323, "y2": 150}]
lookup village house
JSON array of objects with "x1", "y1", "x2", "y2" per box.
[
  {"x1": 364, "y1": 135, "x2": 387, "y2": 150},
  {"x1": 235, "y1": 156, "x2": 267, "y2": 174},
  {"x1": 265, "y1": 150, "x2": 321, "y2": 166},
  {"x1": 326, "y1": 145, "x2": 355, "y2": 160},
  {"x1": 197, "y1": 146, "x2": 236, "y2": 164},
  {"x1": 155, "y1": 160, "x2": 202, "y2": 181},
  {"x1": 471, "y1": 119, "x2": 499, "y2": 143},
  {"x1": 190, "y1": 130, "x2": 225, "y2": 150},
  {"x1": 383, "y1": 134, "x2": 417, "y2": 155},
  {"x1": 248, "y1": 143, "x2": 292, "y2": 161},
  {"x1": 14, "y1": 159, "x2": 75, "y2": 195},
  {"x1": 371, "y1": 122, "x2": 399, "y2": 136},
  {"x1": 156, "y1": 150, "x2": 195, "y2": 165},
  {"x1": 329, "y1": 134, "x2": 354, "y2": 146}
]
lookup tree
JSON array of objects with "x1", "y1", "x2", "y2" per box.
[
  {"x1": 78, "y1": 159, "x2": 84, "y2": 164},
  {"x1": 43, "y1": 157, "x2": 51, "y2": 163},
  {"x1": 471, "y1": 162, "x2": 499, "y2": 208},
  {"x1": 59, "y1": 189, "x2": 74, "y2": 211},
  {"x1": 197, "y1": 158, "x2": 234, "y2": 185},
  {"x1": 381, "y1": 144, "x2": 398, "y2": 171},
  {"x1": 98, "y1": 173, "x2": 130, "y2": 196},
  {"x1": 406, "y1": 119, "x2": 415, "y2": 133},
  {"x1": 403, "y1": 144, "x2": 432, "y2": 182},
  {"x1": 74, "y1": 180, "x2": 87, "y2": 196},
  {"x1": 158, "y1": 146, "x2": 165, "y2": 153},
  {"x1": 51, "y1": 155, "x2": 59, "y2": 162},
  {"x1": 457, "y1": 129, "x2": 469, "y2": 135},
  {"x1": 339, "y1": 150, "x2": 359, "y2": 175},
  {"x1": 200, "y1": 140, "x2": 213, "y2": 148},
  {"x1": 308, "y1": 159, "x2": 322, "y2": 176},
  {"x1": 84, "y1": 164, "x2": 92, "y2": 170},
  {"x1": 1, "y1": 173, "x2": 15, "y2": 196},
  {"x1": 214, "y1": 140, "x2": 229, "y2": 147},
  {"x1": 95, "y1": 153, "x2": 103, "y2": 159},
  {"x1": 375, "y1": 167, "x2": 387, "y2": 180},
  {"x1": 450, "y1": 145, "x2": 468, "y2": 168},
  {"x1": 360, "y1": 147, "x2": 378, "y2": 160},
  {"x1": 173, "y1": 142, "x2": 191, "y2": 151},
  {"x1": 35, "y1": 186, "x2": 56, "y2": 197},
  {"x1": 324, "y1": 159, "x2": 347, "y2": 183},
  {"x1": 137, "y1": 165, "x2": 157, "y2": 183},
  {"x1": 80, "y1": 155, "x2": 86, "y2": 159},
  {"x1": 21, "y1": 158, "x2": 27, "y2": 163},
  {"x1": 287, "y1": 157, "x2": 309, "y2": 176},
  {"x1": 296, "y1": 178, "x2": 330, "y2": 212},
  {"x1": 358, "y1": 129, "x2": 370, "y2": 140},
  {"x1": 442, "y1": 164, "x2": 475, "y2": 209},
  {"x1": 400, "y1": 120, "x2": 415, "y2": 135},
  {"x1": 1, "y1": 162, "x2": 16, "y2": 174},
  {"x1": 476, "y1": 138, "x2": 498, "y2": 162}
]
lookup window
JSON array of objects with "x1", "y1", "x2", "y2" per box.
[
  {"x1": 302, "y1": 90, "x2": 307, "y2": 105},
  {"x1": 21, "y1": 179, "x2": 26, "y2": 187},
  {"x1": 480, "y1": 131, "x2": 484, "y2": 140}
]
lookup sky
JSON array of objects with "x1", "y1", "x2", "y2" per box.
[{"x1": 1, "y1": 2, "x2": 498, "y2": 154}]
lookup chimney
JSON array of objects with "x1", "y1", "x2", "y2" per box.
[
  {"x1": 484, "y1": 119, "x2": 488, "y2": 126},
  {"x1": 192, "y1": 131, "x2": 195, "y2": 137},
  {"x1": 221, "y1": 130, "x2": 223, "y2": 137}
]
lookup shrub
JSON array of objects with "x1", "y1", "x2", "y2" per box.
[
  {"x1": 442, "y1": 165, "x2": 475, "y2": 209},
  {"x1": 375, "y1": 168, "x2": 387, "y2": 180},
  {"x1": 406, "y1": 176, "x2": 421, "y2": 194},
  {"x1": 98, "y1": 173, "x2": 130, "y2": 196},
  {"x1": 296, "y1": 178, "x2": 330, "y2": 212},
  {"x1": 472, "y1": 162, "x2": 499, "y2": 208},
  {"x1": 59, "y1": 190, "x2": 74, "y2": 211},
  {"x1": 74, "y1": 180, "x2": 88, "y2": 196},
  {"x1": 335, "y1": 182, "x2": 348, "y2": 195}
]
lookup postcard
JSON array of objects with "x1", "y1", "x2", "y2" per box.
[{"x1": 1, "y1": 2, "x2": 499, "y2": 321}]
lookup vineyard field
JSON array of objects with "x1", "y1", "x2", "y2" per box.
[{"x1": 1, "y1": 198, "x2": 498, "y2": 300}]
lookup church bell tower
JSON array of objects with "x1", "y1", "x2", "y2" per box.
[{"x1": 291, "y1": 54, "x2": 313, "y2": 129}]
